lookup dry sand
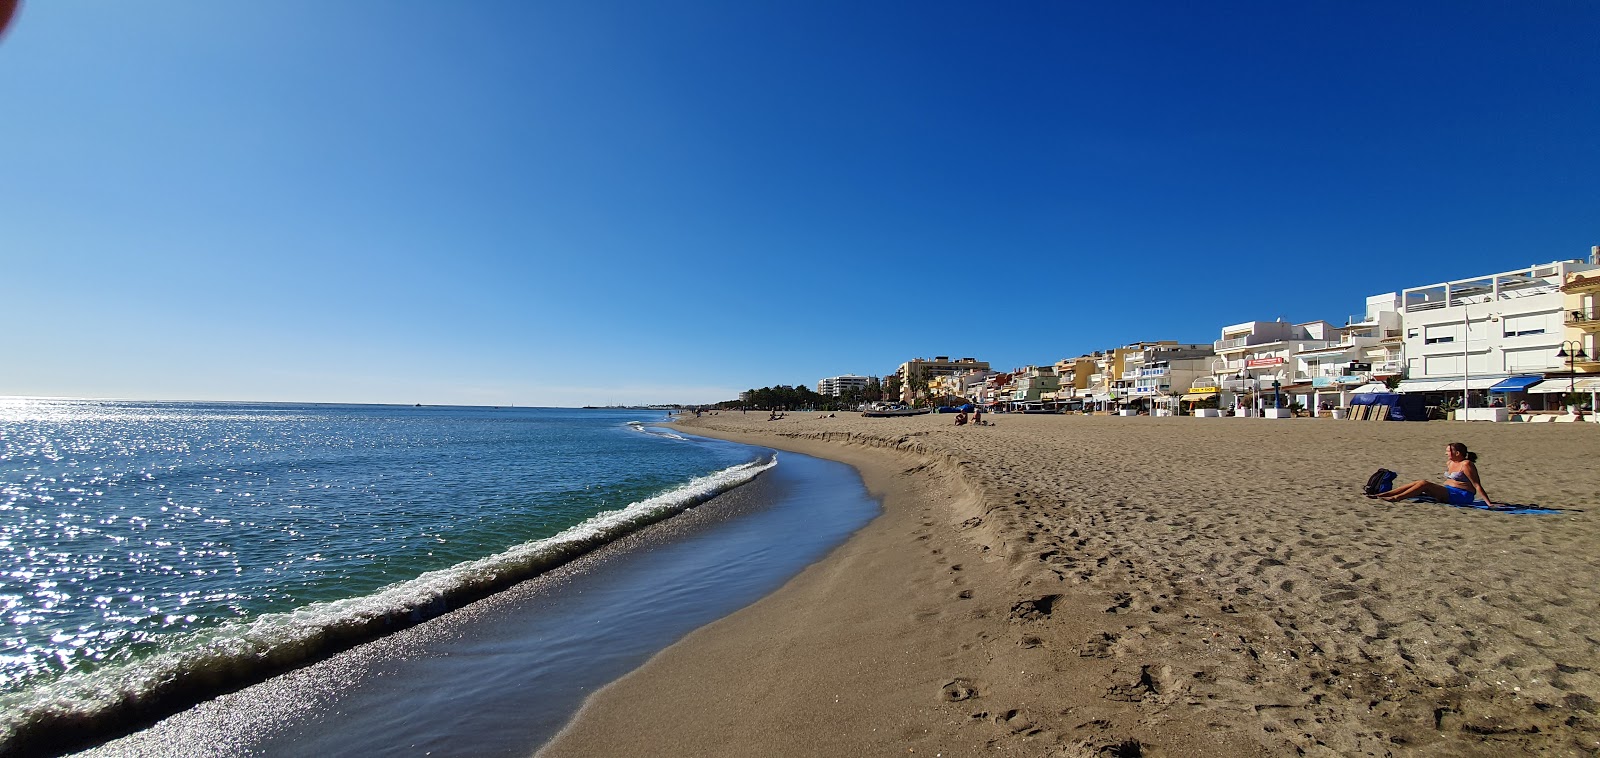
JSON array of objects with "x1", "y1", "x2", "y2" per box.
[{"x1": 539, "y1": 413, "x2": 1600, "y2": 757}]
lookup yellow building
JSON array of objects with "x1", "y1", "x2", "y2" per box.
[
  {"x1": 1558, "y1": 251, "x2": 1600, "y2": 379},
  {"x1": 896, "y1": 356, "x2": 989, "y2": 403}
]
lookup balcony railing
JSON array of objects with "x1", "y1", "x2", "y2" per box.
[
  {"x1": 1215, "y1": 336, "x2": 1252, "y2": 350},
  {"x1": 1567, "y1": 307, "x2": 1600, "y2": 325}
]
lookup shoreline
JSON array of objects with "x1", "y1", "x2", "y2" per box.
[
  {"x1": 541, "y1": 413, "x2": 1600, "y2": 756},
  {"x1": 73, "y1": 439, "x2": 876, "y2": 757}
]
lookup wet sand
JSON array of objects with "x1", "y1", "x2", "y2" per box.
[{"x1": 540, "y1": 412, "x2": 1600, "y2": 757}]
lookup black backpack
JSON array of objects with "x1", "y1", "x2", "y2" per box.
[{"x1": 1363, "y1": 468, "x2": 1397, "y2": 496}]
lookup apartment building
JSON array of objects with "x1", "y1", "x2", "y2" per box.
[
  {"x1": 1124, "y1": 343, "x2": 1215, "y2": 409},
  {"x1": 1296, "y1": 293, "x2": 1404, "y2": 408},
  {"x1": 896, "y1": 356, "x2": 990, "y2": 403},
  {"x1": 1210, "y1": 321, "x2": 1340, "y2": 411},
  {"x1": 815, "y1": 375, "x2": 872, "y2": 397},
  {"x1": 1008, "y1": 365, "x2": 1060, "y2": 403},
  {"x1": 1396, "y1": 257, "x2": 1600, "y2": 402}
]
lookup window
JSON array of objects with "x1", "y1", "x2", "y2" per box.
[
  {"x1": 1407, "y1": 327, "x2": 1419, "y2": 338},
  {"x1": 1501, "y1": 313, "x2": 1551, "y2": 338},
  {"x1": 1504, "y1": 348, "x2": 1551, "y2": 371},
  {"x1": 1425, "y1": 354, "x2": 1463, "y2": 375},
  {"x1": 1423, "y1": 323, "x2": 1458, "y2": 344}
]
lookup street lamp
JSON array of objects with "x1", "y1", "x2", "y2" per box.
[
  {"x1": 1235, "y1": 368, "x2": 1248, "y2": 416},
  {"x1": 1556, "y1": 340, "x2": 1589, "y2": 397},
  {"x1": 1460, "y1": 310, "x2": 1499, "y2": 416}
]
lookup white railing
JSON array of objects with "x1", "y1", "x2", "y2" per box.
[{"x1": 1215, "y1": 336, "x2": 1251, "y2": 350}]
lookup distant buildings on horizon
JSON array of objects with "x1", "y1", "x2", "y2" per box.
[{"x1": 814, "y1": 245, "x2": 1600, "y2": 413}]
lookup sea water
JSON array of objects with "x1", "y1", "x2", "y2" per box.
[{"x1": 0, "y1": 399, "x2": 785, "y2": 753}]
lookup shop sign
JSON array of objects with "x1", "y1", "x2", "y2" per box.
[{"x1": 1245, "y1": 357, "x2": 1285, "y2": 368}]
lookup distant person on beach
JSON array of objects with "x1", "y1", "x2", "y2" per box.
[
  {"x1": 1375, "y1": 442, "x2": 1493, "y2": 507},
  {"x1": 954, "y1": 411, "x2": 968, "y2": 426},
  {"x1": 974, "y1": 406, "x2": 984, "y2": 425}
]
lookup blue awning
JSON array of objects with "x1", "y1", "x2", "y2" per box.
[{"x1": 1489, "y1": 375, "x2": 1543, "y2": 393}]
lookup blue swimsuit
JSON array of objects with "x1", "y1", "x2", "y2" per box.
[{"x1": 1444, "y1": 471, "x2": 1477, "y2": 504}]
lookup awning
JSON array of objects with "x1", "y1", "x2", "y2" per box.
[
  {"x1": 1397, "y1": 377, "x2": 1501, "y2": 393},
  {"x1": 1488, "y1": 375, "x2": 1544, "y2": 393},
  {"x1": 1181, "y1": 392, "x2": 1218, "y2": 401},
  {"x1": 1528, "y1": 377, "x2": 1600, "y2": 393},
  {"x1": 1396, "y1": 379, "x2": 1455, "y2": 393},
  {"x1": 1311, "y1": 377, "x2": 1334, "y2": 388}
]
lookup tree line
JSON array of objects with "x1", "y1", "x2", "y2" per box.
[{"x1": 714, "y1": 377, "x2": 888, "y2": 411}]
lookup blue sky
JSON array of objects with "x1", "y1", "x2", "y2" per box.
[{"x1": 2, "y1": 2, "x2": 1596, "y2": 406}]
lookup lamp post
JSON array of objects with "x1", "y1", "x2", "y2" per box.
[
  {"x1": 1460, "y1": 310, "x2": 1500, "y2": 418},
  {"x1": 1556, "y1": 340, "x2": 1589, "y2": 401},
  {"x1": 1462, "y1": 308, "x2": 1471, "y2": 414},
  {"x1": 1235, "y1": 368, "x2": 1248, "y2": 416},
  {"x1": 1272, "y1": 379, "x2": 1282, "y2": 409}
]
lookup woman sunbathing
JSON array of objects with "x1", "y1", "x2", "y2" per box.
[{"x1": 1376, "y1": 442, "x2": 1493, "y2": 507}]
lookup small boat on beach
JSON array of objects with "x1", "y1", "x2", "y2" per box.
[{"x1": 861, "y1": 402, "x2": 931, "y2": 418}]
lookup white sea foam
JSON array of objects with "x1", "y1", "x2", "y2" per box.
[
  {"x1": 628, "y1": 420, "x2": 688, "y2": 441},
  {"x1": 0, "y1": 455, "x2": 777, "y2": 753}
]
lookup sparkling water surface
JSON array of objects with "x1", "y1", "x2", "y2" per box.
[{"x1": 0, "y1": 399, "x2": 755, "y2": 698}]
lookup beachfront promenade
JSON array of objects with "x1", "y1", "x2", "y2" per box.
[{"x1": 542, "y1": 412, "x2": 1600, "y2": 757}]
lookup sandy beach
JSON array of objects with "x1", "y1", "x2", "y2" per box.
[{"x1": 540, "y1": 412, "x2": 1600, "y2": 757}]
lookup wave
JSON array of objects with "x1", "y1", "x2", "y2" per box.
[
  {"x1": 628, "y1": 420, "x2": 688, "y2": 441},
  {"x1": 0, "y1": 455, "x2": 777, "y2": 757}
]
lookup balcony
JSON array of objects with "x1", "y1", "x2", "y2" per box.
[
  {"x1": 1215, "y1": 336, "x2": 1253, "y2": 351},
  {"x1": 1567, "y1": 307, "x2": 1600, "y2": 331}
]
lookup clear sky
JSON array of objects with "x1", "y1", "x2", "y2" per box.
[{"x1": 2, "y1": 2, "x2": 1596, "y2": 406}]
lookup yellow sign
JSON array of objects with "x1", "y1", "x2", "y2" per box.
[{"x1": 1189, "y1": 386, "x2": 1219, "y2": 394}]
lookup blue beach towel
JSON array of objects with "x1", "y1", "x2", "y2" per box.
[{"x1": 1404, "y1": 497, "x2": 1565, "y2": 515}]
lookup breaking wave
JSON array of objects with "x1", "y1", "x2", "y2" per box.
[{"x1": 0, "y1": 455, "x2": 777, "y2": 756}]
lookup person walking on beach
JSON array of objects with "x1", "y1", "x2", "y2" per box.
[{"x1": 1375, "y1": 442, "x2": 1493, "y2": 507}]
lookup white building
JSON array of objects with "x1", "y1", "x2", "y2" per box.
[
  {"x1": 816, "y1": 374, "x2": 872, "y2": 397},
  {"x1": 1210, "y1": 321, "x2": 1341, "y2": 412},
  {"x1": 1396, "y1": 258, "x2": 1600, "y2": 402},
  {"x1": 1297, "y1": 293, "x2": 1405, "y2": 409},
  {"x1": 1122, "y1": 343, "x2": 1214, "y2": 410}
]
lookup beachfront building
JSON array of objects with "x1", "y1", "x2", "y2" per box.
[
  {"x1": 1084, "y1": 352, "x2": 1117, "y2": 410},
  {"x1": 1396, "y1": 256, "x2": 1600, "y2": 411},
  {"x1": 1006, "y1": 365, "x2": 1059, "y2": 407},
  {"x1": 1053, "y1": 354, "x2": 1100, "y2": 407},
  {"x1": 1124, "y1": 343, "x2": 1215, "y2": 413},
  {"x1": 1211, "y1": 321, "x2": 1341, "y2": 413},
  {"x1": 1546, "y1": 250, "x2": 1600, "y2": 409},
  {"x1": 896, "y1": 356, "x2": 990, "y2": 404},
  {"x1": 1297, "y1": 293, "x2": 1405, "y2": 410},
  {"x1": 971, "y1": 371, "x2": 1012, "y2": 407},
  {"x1": 816, "y1": 374, "x2": 872, "y2": 397}
]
